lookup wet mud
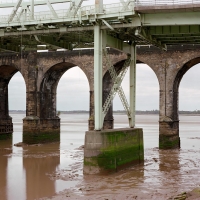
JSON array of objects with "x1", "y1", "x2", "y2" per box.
[
  {"x1": 41, "y1": 147, "x2": 200, "y2": 200},
  {"x1": 1, "y1": 114, "x2": 200, "y2": 200}
]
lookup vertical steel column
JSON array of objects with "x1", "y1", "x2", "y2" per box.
[
  {"x1": 94, "y1": 25, "x2": 103, "y2": 130},
  {"x1": 129, "y1": 44, "x2": 136, "y2": 127},
  {"x1": 31, "y1": 0, "x2": 34, "y2": 20}
]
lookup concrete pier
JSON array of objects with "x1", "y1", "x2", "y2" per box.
[{"x1": 84, "y1": 128, "x2": 144, "y2": 174}]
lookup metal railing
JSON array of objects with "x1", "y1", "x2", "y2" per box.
[
  {"x1": 135, "y1": 0, "x2": 200, "y2": 6},
  {"x1": 0, "y1": 2, "x2": 134, "y2": 23},
  {"x1": 1, "y1": 0, "x2": 199, "y2": 23},
  {"x1": 81, "y1": 3, "x2": 134, "y2": 16}
]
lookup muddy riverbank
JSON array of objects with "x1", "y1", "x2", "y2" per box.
[
  {"x1": 1, "y1": 114, "x2": 200, "y2": 200},
  {"x1": 41, "y1": 146, "x2": 200, "y2": 200}
]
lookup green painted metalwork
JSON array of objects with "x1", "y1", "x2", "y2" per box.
[{"x1": 0, "y1": 0, "x2": 200, "y2": 52}]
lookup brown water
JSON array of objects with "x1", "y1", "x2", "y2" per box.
[{"x1": 0, "y1": 114, "x2": 200, "y2": 200}]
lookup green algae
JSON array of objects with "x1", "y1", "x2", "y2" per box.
[
  {"x1": 159, "y1": 135, "x2": 180, "y2": 149},
  {"x1": 84, "y1": 129, "x2": 144, "y2": 171},
  {"x1": 0, "y1": 133, "x2": 12, "y2": 140},
  {"x1": 23, "y1": 130, "x2": 60, "y2": 144}
]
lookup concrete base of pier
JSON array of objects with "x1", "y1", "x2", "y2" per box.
[
  {"x1": 23, "y1": 117, "x2": 60, "y2": 144},
  {"x1": 83, "y1": 128, "x2": 144, "y2": 174}
]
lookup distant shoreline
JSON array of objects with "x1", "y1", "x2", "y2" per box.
[{"x1": 9, "y1": 110, "x2": 200, "y2": 115}]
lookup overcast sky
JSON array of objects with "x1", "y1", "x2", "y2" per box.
[
  {"x1": 5, "y1": 0, "x2": 200, "y2": 111},
  {"x1": 8, "y1": 63, "x2": 200, "y2": 111}
]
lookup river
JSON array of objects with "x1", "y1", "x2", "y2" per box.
[{"x1": 0, "y1": 114, "x2": 200, "y2": 200}]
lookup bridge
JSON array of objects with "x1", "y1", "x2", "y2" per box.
[{"x1": 0, "y1": 0, "x2": 200, "y2": 173}]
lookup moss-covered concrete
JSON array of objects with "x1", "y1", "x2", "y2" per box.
[
  {"x1": 159, "y1": 135, "x2": 180, "y2": 149},
  {"x1": 84, "y1": 128, "x2": 144, "y2": 174}
]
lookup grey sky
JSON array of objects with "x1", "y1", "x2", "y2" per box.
[
  {"x1": 8, "y1": 63, "x2": 200, "y2": 111},
  {"x1": 179, "y1": 64, "x2": 200, "y2": 111}
]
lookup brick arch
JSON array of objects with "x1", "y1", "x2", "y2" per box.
[
  {"x1": 37, "y1": 52, "x2": 95, "y2": 91},
  {"x1": 0, "y1": 64, "x2": 19, "y2": 82},
  {"x1": 0, "y1": 64, "x2": 24, "y2": 135},
  {"x1": 173, "y1": 57, "x2": 200, "y2": 92},
  {"x1": 103, "y1": 58, "x2": 159, "y2": 98},
  {"x1": 0, "y1": 65, "x2": 24, "y2": 117},
  {"x1": 173, "y1": 57, "x2": 200, "y2": 120},
  {"x1": 39, "y1": 62, "x2": 90, "y2": 119},
  {"x1": 102, "y1": 57, "x2": 160, "y2": 128},
  {"x1": 136, "y1": 57, "x2": 161, "y2": 90}
]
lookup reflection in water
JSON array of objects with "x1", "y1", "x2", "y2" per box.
[
  {"x1": 23, "y1": 143, "x2": 60, "y2": 200},
  {"x1": 0, "y1": 124, "x2": 60, "y2": 200},
  {"x1": 159, "y1": 149, "x2": 181, "y2": 193},
  {"x1": 159, "y1": 149, "x2": 180, "y2": 172},
  {"x1": 0, "y1": 138, "x2": 12, "y2": 200},
  {"x1": 0, "y1": 114, "x2": 200, "y2": 199}
]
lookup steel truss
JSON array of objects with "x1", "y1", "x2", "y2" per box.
[{"x1": 102, "y1": 49, "x2": 131, "y2": 120}]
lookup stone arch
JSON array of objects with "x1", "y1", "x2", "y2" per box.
[
  {"x1": 37, "y1": 52, "x2": 93, "y2": 92},
  {"x1": 39, "y1": 62, "x2": 90, "y2": 119},
  {"x1": 0, "y1": 64, "x2": 23, "y2": 117},
  {"x1": 135, "y1": 57, "x2": 161, "y2": 90},
  {"x1": 102, "y1": 58, "x2": 160, "y2": 129},
  {"x1": 0, "y1": 64, "x2": 25, "y2": 136},
  {"x1": 173, "y1": 57, "x2": 200, "y2": 120}
]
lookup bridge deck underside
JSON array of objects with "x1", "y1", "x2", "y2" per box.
[{"x1": 0, "y1": 1, "x2": 200, "y2": 52}]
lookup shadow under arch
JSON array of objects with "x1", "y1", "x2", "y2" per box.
[
  {"x1": 102, "y1": 58, "x2": 160, "y2": 129},
  {"x1": 40, "y1": 62, "x2": 90, "y2": 119},
  {"x1": 0, "y1": 64, "x2": 25, "y2": 140},
  {"x1": 173, "y1": 57, "x2": 200, "y2": 120}
]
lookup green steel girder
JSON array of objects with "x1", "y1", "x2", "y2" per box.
[
  {"x1": 135, "y1": 28, "x2": 167, "y2": 50},
  {"x1": 143, "y1": 25, "x2": 200, "y2": 46},
  {"x1": 0, "y1": 29, "x2": 96, "y2": 52},
  {"x1": 156, "y1": 36, "x2": 200, "y2": 40},
  {"x1": 38, "y1": 35, "x2": 74, "y2": 50},
  {"x1": 149, "y1": 25, "x2": 200, "y2": 35},
  {"x1": 0, "y1": 45, "x2": 21, "y2": 52},
  {"x1": 141, "y1": 12, "x2": 200, "y2": 26},
  {"x1": 2, "y1": 2, "x2": 200, "y2": 51},
  {"x1": 37, "y1": 30, "x2": 94, "y2": 49},
  {"x1": 158, "y1": 40, "x2": 200, "y2": 44}
]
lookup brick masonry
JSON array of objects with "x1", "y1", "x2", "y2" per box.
[{"x1": 0, "y1": 45, "x2": 199, "y2": 146}]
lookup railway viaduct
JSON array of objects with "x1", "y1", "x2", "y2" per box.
[{"x1": 0, "y1": 45, "x2": 199, "y2": 149}]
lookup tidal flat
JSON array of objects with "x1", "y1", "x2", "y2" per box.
[{"x1": 0, "y1": 114, "x2": 200, "y2": 200}]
